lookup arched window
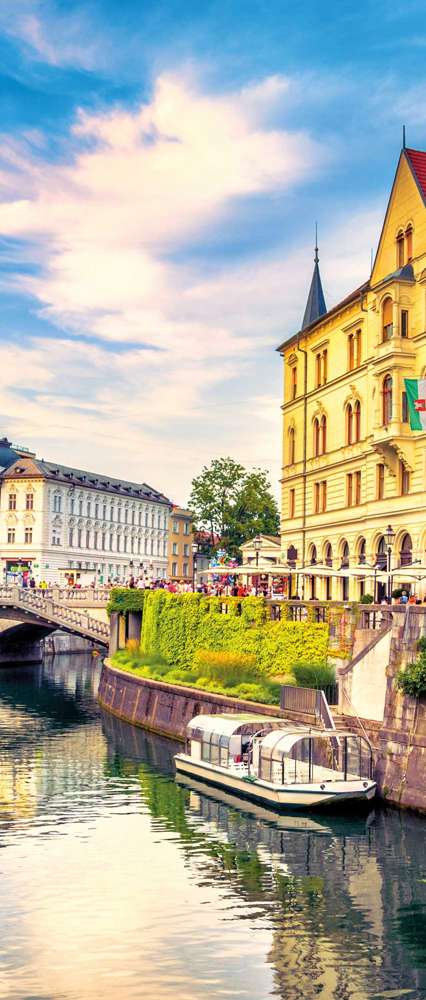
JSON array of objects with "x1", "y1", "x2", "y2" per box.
[
  {"x1": 400, "y1": 532, "x2": 412, "y2": 566},
  {"x1": 309, "y1": 544, "x2": 317, "y2": 565},
  {"x1": 397, "y1": 230, "x2": 405, "y2": 268},
  {"x1": 406, "y1": 225, "x2": 413, "y2": 262},
  {"x1": 382, "y1": 297, "x2": 393, "y2": 341},
  {"x1": 354, "y1": 400, "x2": 361, "y2": 442},
  {"x1": 324, "y1": 542, "x2": 333, "y2": 567},
  {"x1": 358, "y1": 537, "x2": 366, "y2": 565},
  {"x1": 382, "y1": 375, "x2": 393, "y2": 426},
  {"x1": 341, "y1": 541, "x2": 349, "y2": 567},
  {"x1": 313, "y1": 418, "x2": 320, "y2": 457},
  {"x1": 377, "y1": 536, "x2": 386, "y2": 570},
  {"x1": 288, "y1": 427, "x2": 295, "y2": 465},
  {"x1": 346, "y1": 404, "x2": 353, "y2": 445},
  {"x1": 320, "y1": 415, "x2": 327, "y2": 454}
]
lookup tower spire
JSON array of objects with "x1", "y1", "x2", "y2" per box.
[{"x1": 301, "y1": 227, "x2": 327, "y2": 330}]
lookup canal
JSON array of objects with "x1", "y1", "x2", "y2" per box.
[{"x1": 0, "y1": 655, "x2": 426, "y2": 1000}]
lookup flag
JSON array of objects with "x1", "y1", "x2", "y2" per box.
[{"x1": 404, "y1": 378, "x2": 426, "y2": 430}]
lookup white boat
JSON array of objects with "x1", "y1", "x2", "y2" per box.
[{"x1": 174, "y1": 713, "x2": 376, "y2": 811}]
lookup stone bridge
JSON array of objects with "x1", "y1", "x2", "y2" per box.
[{"x1": 0, "y1": 587, "x2": 109, "y2": 663}]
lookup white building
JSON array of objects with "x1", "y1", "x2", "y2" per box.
[{"x1": 0, "y1": 443, "x2": 172, "y2": 585}]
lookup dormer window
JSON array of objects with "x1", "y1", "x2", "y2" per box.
[
  {"x1": 382, "y1": 297, "x2": 393, "y2": 342},
  {"x1": 406, "y1": 225, "x2": 413, "y2": 262},
  {"x1": 397, "y1": 230, "x2": 404, "y2": 268}
]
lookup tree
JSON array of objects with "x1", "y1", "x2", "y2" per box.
[{"x1": 188, "y1": 457, "x2": 279, "y2": 558}]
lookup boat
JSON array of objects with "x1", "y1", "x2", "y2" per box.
[{"x1": 174, "y1": 713, "x2": 376, "y2": 811}]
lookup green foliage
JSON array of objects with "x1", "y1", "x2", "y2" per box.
[
  {"x1": 292, "y1": 661, "x2": 336, "y2": 689},
  {"x1": 188, "y1": 456, "x2": 279, "y2": 556},
  {"x1": 392, "y1": 588, "x2": 403, "y2": 599},
  {"x1": 417, "y1": 636, "x2": 426, "y2": 653},
  {"x1": 194, "y1": 649, "x2": 260, "y2": 687},
  {"x1": 396, "y1": 653, "x2": 426, "y2": 698},
  {"x1": 107, "y1": 588, "x2": 146, "y2": 616},
  {"x1": 359, "y1": 594, "x2": 374, "y2": 604}
]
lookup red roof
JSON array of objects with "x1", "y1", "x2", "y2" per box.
[{"x1": 405, "y1": 148, "x2": 426, "y2": 202}]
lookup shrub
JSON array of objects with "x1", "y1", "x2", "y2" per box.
[
  {"x1": 396, "y1": 654, "x2": 426, "y2": 698},
  {"x1": 417, "y1": 636, "x2": 426, "y2": 653},
  {"x1": 292, "y1": 661, "x2": 336, "y2": 689},
  {"x1": 193, "y1": 649, "x2": 260, "y2": 687},
  {"x1": 392, "y1": 588, "x2": 403, "y2": 600},
  {"x1": 107, "y1": 588, "x2": 146, "y2": 615},
  {"x1": 360, "y1": 594, "x2": 374, "y2": 604}
]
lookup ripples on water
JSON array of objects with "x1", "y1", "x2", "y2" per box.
[{"x1": 0, "y1": 655, "x2": 425, "y2": 1000}]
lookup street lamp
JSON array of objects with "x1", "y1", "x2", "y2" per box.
[
  {"x1": 253, "y1": 535, "x2": 262, "y2": 595},
  {"x1": 192, "y1": 541, "x2": 199, "y2": 591},
  {"x1": 384, "y1": 524, "x2": 395, "y2": 602}
]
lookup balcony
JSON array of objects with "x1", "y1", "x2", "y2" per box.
[{"x1": 372, "y1": 423, "x2": 415, "y2": 474}]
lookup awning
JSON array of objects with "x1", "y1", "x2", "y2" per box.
[{"x1": 187, "y1": 713, "x2": 274, "y2": 739}]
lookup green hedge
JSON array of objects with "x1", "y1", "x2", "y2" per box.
[
  {"x1": 107, "y1": 588, "x2": 146, "y2": 615},
  {"x1": 139, "y1": 591, "x2": 328, "y2": 675}
]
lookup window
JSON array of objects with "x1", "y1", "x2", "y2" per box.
[
  {"x1": 291, "y1": 365, "x2": 297, "y2": 400},
  {"x1": 346, "y1": 473, "x2": 353, "y2": 507},
  {"x1": 7, "y1": 528, "x2": 15, "y2": 543},
  {"x1": 183, "y1": 562, "x2": 188, "y2": 576},
  {"x1": 145, "y1": 511, "x2": 148, "y2": 527},
  {"x1": 69, "y1": 528, "x2": 74, "y2": 546},
  {"x1": 397, "y1": 230, "x2": 405, "y2": 268},
  {"x1": 321, "y1": 480, "x2": 327, "y2": 512},
  {"x1": 117, "y1": 507, "x2": 121, "y2": 523},
  {"x1": 401, "y1": 309, "x2": 409, "y2": 338},
  {"x1": 183, "y1": 544, "x2": 189, "y2": 557},
  {"x1": 346, "y1": 404, "x2": 353, "y2": 445},
  {"x1": 94, "y1": 532, "x2": 98, "y2": 549},
  {"x1": 376, "y1": 463, "x2": 385, "y2": 500},
  {"x1": 132, "y1": 509, "x2": 135, "y2": 525},
  {"x1": 314, "y1": 482, "x2": 320, "y2": 513},
  {"x1": 70, "y1": 498, "x2": 75, "y2": 515},
  {"x1": 172, "y1": 561, "x2": 177, "y2": 576},
  {"x1": 355, "y1": 470, "x2": 361, "y2": 505},
  {"x1": 358, "y1": 538, "x2": 366, "y2": 565},
  {"x1": 382, "y1": 375, "x2": 393, "y2": 426},
  {"x1": 24, "y1": 527, "x2": 32, "y2": 544},
  {"x1": 322, "y1": 349, "x2": 328, "y2": 385},
  {"x1": 309, "y1": 545, "x2": 317, "y2": 565},
  {"x1": 320, "y1": 415, "x2": 327, "y2": 454},
  {"x1": 103, "y1": 504, "x2": 107, "y2": 519},
  {"x1": 183, "y1": 521, "x2": 190, "y2": 535},
  {"x1": 123, "y1": 536, "x2": 128, "y2": 553},
  {"x1": 95, "y1": 503, "x2": 99, "y2": 518},
  {"x1": 400, "y1": 532, "x2": 412, "y2": 566},
  {"x1": 341, "y1": 541, "x2": 349, "y2": 567},
  {"x1": 382, "y1": 298, "x2": 393, "y2": 341},
  {"x1": 325, "y1": 542, "x2": 333, "y2": 567},
  {"x1": 400, "y1": 461, "x2": 410, "y2": 495},
  {"x1": 173, "y1": 520, "x2": 178, "y2": 532},
  {"x1": 402, "y1": 391, "x2": 409, "y2": 423},
  {"x1": 313, "y1": 418, "x2": 320, "y2": 457},
  {"x1": 25, "y1": 493, "x2": 34, "y2": 510},
  {"x1": 315, "y1": 353, "x2": 321, "y2": 388},
  {"x1": 8, "y1": 494, "x2": 16, "y2": 511},
  {"x1": 102, "y1": 532, "x2": 106, "y2": 549},
  {"x1": 151, "y1": 512, "x2": 155, "y2": 528},
  {"x1": 109, "y1": 533, "x2": 114, "y2": 550},
  {"x1": 77, "y1": 529, "x2": 82, "y2": 547},
  {"x1": 124, "y1": 507, "x2": 128, "y2": 524},
  {"x1": 172, "y1": 542, "x2": 178, "y2": 555},
  {"x1": 86, "y1": 530, "x2": 90, "y2": 548},
  {"x1": 289, "y1": 489, "x2": 295, "y2": 518},
  {"x1": 288, "y1": 426, "x2": 295, "y2": 465},
  {"x1": 348, "y1": 334, "x2": 355, "y2": 371},
  {"x1": 354, "y1": 400, "x2": 361, "y2": 442},
  {"x1": 406, "y1": 225, "x2": 413, "y2": 262},
  {"x1": 117, "y1": 535, "x2": 121, "y2": 552}
]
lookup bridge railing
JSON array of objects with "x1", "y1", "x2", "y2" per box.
[
  {"x1": 0, "y1": 586, "x2": 109, "y2": 604},
  {"x1": 0, "y1": 587, "x2": 109, "y2": 642}
]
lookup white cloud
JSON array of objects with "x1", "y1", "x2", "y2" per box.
[
  {"x1": 0, "y1": 1, "x2": 105, "y2": 69},
  {"x1": 0, "y1": 69, "x2": 380, "y2": 500}
]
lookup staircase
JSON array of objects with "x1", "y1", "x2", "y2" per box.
[{"x1": 0, "y1": 587, "x2": 109, "y2": 646}]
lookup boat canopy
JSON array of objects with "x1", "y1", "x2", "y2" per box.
[
  {"x1": 187, "y1": 713, "x2": 275, "y2": 742},
  {"x1": 259, "y1": 730, "x2": 307, "y2": 756}
]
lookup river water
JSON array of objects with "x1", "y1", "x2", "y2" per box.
[{"x1": 0, "y1": 654, "x2": 425, "y2": 1000}]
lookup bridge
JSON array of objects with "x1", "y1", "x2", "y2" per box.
[{"x1": 0, "y1": 587, "x2": 109, "y2": 661}]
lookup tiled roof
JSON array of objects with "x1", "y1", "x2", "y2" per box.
[
  {"x1": 1, "y1": 456, "x2": 172, "y2": 505},
  {"x1": 405, "y1": 148, "x2": 426, "y2": 203}
]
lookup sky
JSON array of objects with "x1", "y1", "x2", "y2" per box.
[{"x1": 0, "y1": 1, "x2": 426, "y2": 504}]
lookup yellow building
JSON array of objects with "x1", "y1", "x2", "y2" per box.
[
  {"x1": 168, "y1": 506, "x2": 194, "y2": 583},
  {"x1": 278, "y1": 145, "x2": 426, "y2": 601}
]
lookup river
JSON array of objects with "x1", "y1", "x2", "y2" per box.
[{"x1": 0, "y1": 653, "x2": 425, "y2": 1000}]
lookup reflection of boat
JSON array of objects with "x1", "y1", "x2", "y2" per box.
[
  {"x1": 177, "y1": 771, "x2": 376, "y2": 837},
  {"x1": 174, "y1": 714, "x2": 376, "y2": 811}
]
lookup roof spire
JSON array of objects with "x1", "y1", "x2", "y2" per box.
[{"x1": 301, "y1": 226, "x2": 327, "y2": 330}]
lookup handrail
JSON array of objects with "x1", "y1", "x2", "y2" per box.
[{"x1": 0, "y1": 587, "x2": 109, "y2": 644}]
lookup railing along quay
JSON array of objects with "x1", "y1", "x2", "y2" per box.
[{"x1": 0, "y1": 587, "x2": 109, "y2": 644}]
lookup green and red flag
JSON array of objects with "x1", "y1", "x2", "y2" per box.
[{"x1": 404, "y1": 379, "x2": 426, "y2": 430}]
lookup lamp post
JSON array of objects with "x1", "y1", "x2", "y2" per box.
[
  {"x1": 192, "y1": 541, "x2": 199, "y2": 591},
  {"x1": 253, "y1": 535, "x2": 262, "y2": 595},
  {"x1": 384, "y1": 524, "x2": 395, "y2": 603}
]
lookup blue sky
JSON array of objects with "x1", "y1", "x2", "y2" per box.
[{"x1": 0, "y1": 0, "x2": 425, "y2": 501}]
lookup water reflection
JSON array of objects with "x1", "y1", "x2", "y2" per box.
[{"x1": 0, "y1": 655, "x2": 425, "y2": 1000}]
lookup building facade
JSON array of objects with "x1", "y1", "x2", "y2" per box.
[
  {"x1": 168, "y1": 506, "x2": 194, "y2": 583},
  {"x1": 279, "y1": 145, "x2": 426, "y2": 600},
  {"x1": 0, "y1": 450, "x2": 172, "y2": 584}
]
